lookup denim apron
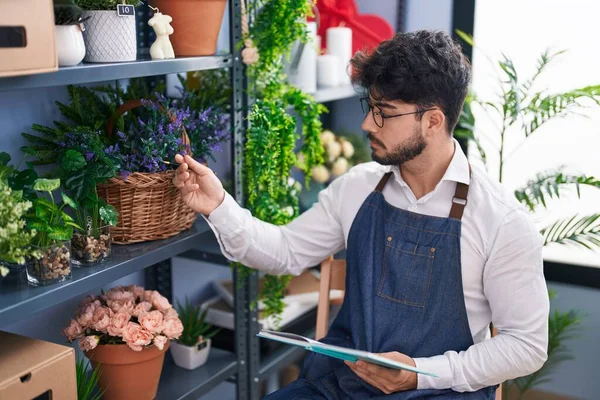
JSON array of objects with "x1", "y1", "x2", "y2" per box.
[{"x1": 264, "y1": 172, "x2": 496, "y2": 399}]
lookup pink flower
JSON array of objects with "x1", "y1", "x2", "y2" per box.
[
  {"x1": 163, "y1": 308, "x2": 179, "y2": 319},
  {"x1": 105, "y1": 287, "x2": 135, "y2": 304},
  {"x1": 132, "y1": 301, "x2": 152, "y2": 317},
  {"x1": 144, "y1": 290, "x2": 155, "y2": 302},
  {"x1": 151, "y1": 291, "x2": 172, "y2": 312},
  {"x1": 62, "y1": 319, "x2": 84, "y2": 341},
  {"x1": 127, "y1": 285, "x2": 145, "y2": 301},
  {"x1": 77, "y1": 305, "x2": 95, "y2": 328},
  {"x1": 92, "y1": 307, "x2": 112, "y2": 332},
  {"x1": 122, "y1": 322, "x2": 153, "y2": 352},
  {"x1": 107, "y1": 311, "x2": 131, "y2": 337},
  {"x1": 139, "y1": 310, "x2": 164, "y2": 333},
  {"x1": 153, "y1": 335, "x2": 168, "y2": 351},
  {"x1": 78, "y1": 335, "x2": 100, "y2": 352},
  {"x1": 162, "y1": 318, "x2": 184, "y2": 339},
  {"x1": 79, "y1": 294, "x2": 97, "y2": 308},
  {"x1": 107, "y1": 299, "x2": 135, "y2": 314}
]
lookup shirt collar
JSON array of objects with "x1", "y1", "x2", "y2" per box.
[{"x1": 385, "y1": 138, "x2": 470, "y2": 186}]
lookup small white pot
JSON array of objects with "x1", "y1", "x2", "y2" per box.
[
  {"x1": 170, "y1": 338, "x2": 211, "y2": 370},
  {"x1": 55, "y1": 25, "x2": 86, "y2": 67}
]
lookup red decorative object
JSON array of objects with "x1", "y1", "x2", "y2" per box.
[{"x1": 311, "y1": 0, "x2": 394, "y2": 55}]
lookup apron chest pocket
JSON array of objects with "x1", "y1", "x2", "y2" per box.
[{"x1": 377, "y1": 239, "x2": 436, "y2": 308}]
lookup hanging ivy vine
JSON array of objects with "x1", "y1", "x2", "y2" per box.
[{"x1": 237, "y1": 0, "x2": 326, "y2": 323}]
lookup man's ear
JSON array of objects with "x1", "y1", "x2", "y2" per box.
[{"x1": 425, "y1": 109, "x2": 446, "y2": 136}]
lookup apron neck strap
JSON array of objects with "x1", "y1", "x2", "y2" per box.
[
  {"x1": 375, "y1": 172, "x2": 393, "y2": 192},
  {"x1": 449, "y1": 165, "x2": 472, "y2": 220},
  {"x1": 375, "y1": 166, "x2": 471, "y2": 220}
]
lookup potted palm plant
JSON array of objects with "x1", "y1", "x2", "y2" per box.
[
  {"x1": 170, "y1": 298, "x2": 220, "y2": 370},
  {"x1": 455, "y1": 30, "x2": 599, "y2": 397}
]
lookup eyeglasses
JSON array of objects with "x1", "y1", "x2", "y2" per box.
[{"x1": 360, "y1": 97, "x2": 435, "y2": 128}]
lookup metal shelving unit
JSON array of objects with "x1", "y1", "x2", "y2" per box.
[
  {"x1": 0, "y1": 56, "x2": 232, "y2": 92},
  {"x1": 0, "y1": 220, "x2": 211, "y2": 327},
  {"x1": 157, "y1": 348, "x2": 238, "y2": 400},
  {"x1": 0, "y1": 1, "x2": 248, "y2": 399}
]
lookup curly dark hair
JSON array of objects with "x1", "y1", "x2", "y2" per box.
[{"x1": 350, "y1": 30, "x2": 471, "y2": 134}]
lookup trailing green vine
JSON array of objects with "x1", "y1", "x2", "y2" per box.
[{"x1": 237, "y1": 0, "x2": 326, "y2": 323}]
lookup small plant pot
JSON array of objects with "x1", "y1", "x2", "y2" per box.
[
  {"x1": 0, "y1": 262, "x2": 26, "y2": 287},
  {"x1": 26, "y1": 241, "x2": 72, "y2": 286},
  {"x1": 82, "y1": 10, "x2": 137, "y2": 63},
  {"x1": 170, "y1": 338, "x2": 211, "y2": 370},
  {"x1": 72, "y1": 225, "x2": 112, "y2": 267},
  {"x1": 55, "y1": 24, "x2": 86, "y2": 66}
]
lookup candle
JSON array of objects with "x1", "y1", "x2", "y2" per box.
[
  {"x1": 288, "y1": 21, "x2": 317, "y2": 93},
  {"x1": 317, "y1": 54, "x2": 339, "y2": 87},
  {"x1": 326, "y1": 26, "x2": 352, "y2": 85}
]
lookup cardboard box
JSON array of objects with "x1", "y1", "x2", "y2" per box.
[
  {"x1": 0, "y1": 0, "x2": 58, "y2": 78},
  {"x1": 0, "y1": 331, "x2": 76, "y2": 400}
]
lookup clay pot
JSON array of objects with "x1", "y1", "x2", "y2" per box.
[
  {"x1": 85, "y1": 342, "x2": 169, "y2": 400},
  {"x1": 150, "y1": 0, "x2": 227, "y2": 56}
]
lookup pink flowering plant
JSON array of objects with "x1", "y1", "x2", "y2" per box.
[{"x1": 63, "y1": 285, "x2": 183, "y2": 352}]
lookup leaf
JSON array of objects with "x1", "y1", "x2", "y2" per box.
[
  {"x1": 35, "y1": 205, "x2": 52, "y2": 220},
  {"x1": 20, "y1": 146, "x2": 38, "y2": 156},
  {"x1": 48, "y1": 226, "x2": 73, "y2": 241},
  {"x1": 0, "y1": 152, "x2": 10, "y2": 166},
  {"x1": 61, "y1": 150, "x2": 87, "y2": 172},
  {"x1": 28, "y1": 220, "x2": 51, "y2": 233},
  {"x1": 61, "y1": 192, "x2": 78, "y2": 210},
  {"x1": 33, "y1": 178, "x2": 60, "y2": 192},
  {"x1": 541, "y1": 213, "x2": 600, "y2": 249},
  {"x1": 12, "y1": 169, "x2": 38, "y2": 189},
  {"x1": 454, "y1": 29, "x2": 474, "y2": 47},
  {"x1": 514, "y1": 169, "x2": 600, "y2": 211},
  {"x1": 99, "y1": 204, "x2": 119, "y2": 226}
]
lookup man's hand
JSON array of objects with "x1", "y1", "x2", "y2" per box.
[
  {"x1": 344, "y1": 352, "x2": 418, "y2": 394},
  {"x1": 172, "y1": 154, "x2": 225, "y2": 216}
]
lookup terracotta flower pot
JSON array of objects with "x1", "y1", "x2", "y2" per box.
[
  {"x1": 150, "y1": 0, "x2": 227, "y2": 56},
  {"x1": 85, "y1": 342, "x2": 169, "y2": 400}
]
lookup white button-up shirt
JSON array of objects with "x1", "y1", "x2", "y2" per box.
[{"x1": 207, "y1": 139, "x2": 549, "y2": 392}]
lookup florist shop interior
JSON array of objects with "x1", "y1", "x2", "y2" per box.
[{"x1": 0, "y1": 0, "x2": 599, "y2": 399}]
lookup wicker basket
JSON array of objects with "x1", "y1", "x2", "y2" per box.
[{"x1": 99, "y1": 100, "x2": 197, "y2": 244}]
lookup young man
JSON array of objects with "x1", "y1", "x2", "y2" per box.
[{"x1": 173, "y1": 30, "x2": 549, "y2": 399}]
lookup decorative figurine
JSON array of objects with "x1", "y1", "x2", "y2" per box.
[{"x1": 148, "y1": 6, "x2": 175, "y2": 60}]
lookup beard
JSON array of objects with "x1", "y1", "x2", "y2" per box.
[{"x1": 369, "y1": 126, "x2": 427, "y2": 166}]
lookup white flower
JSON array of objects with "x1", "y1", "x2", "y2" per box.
[
  {"x1": 320, "y1": 130, "x2": 335, "y2": 146},
  {"x1": 311, "y1": 165, "x2": 330, "y2": 183},
  {"x1": 283, "y1": 206, "x2": 295, "y2": 217},
  {"x1": 327, "y1": 141, "x2": 342, "y2": 161},
  {"x1": 332, "y1": 157, "x2": 349, "y2": 176},
  {"x1": 342, "y1": 140, "x2": 355, "y2": 158},
  {"x1": 0, "y1": 266, "x2": 8, "y2": 278}
]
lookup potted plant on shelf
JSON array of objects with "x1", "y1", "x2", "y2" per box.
[
  {"x1": 63, "y1": 285, "x2": 183, "y2": 400},
  {"x1": 170, "y1": 298, "x2": 221, "y2": 370},
  {"x1": 150, "y1": 0, "x2": 227, "y2": 56},
  {"x1": 53, "y1": 0, "x2": 88, "y2": 66},
  {"x1": 25, "y1": 178, "x2": 80, "y2": 286},
  {"x1": 74, "y1": 0, "x2": 141, "y2": 63},
  {"x1": 21, "y1": 126, "x2": 120, "y2": 266},
  {"x1": 0, "y1": 152, "x2": 39, "y2": 285}
]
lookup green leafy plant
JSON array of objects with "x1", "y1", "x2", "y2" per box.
[
  {"x1": 0, "y1": 152, "x2": 38, "y2": 201},
  {"x1": 75, "y1": 357, "x2": 103, "y2": 400},
  {"x1": 54, "y1": 0, "x2": 87, "y2": 25},
  {"x1": 176, "y1": 298, "x2": 221, "y2": 347},
  {"x1": 238, "y1": 0, "x2": 326, "y2": 323},
  {"x1": 178, "y1": 70, "x2": 232, "y2": 112},
  {"x1": 22, "y1": 127, "x2": 119, "y2": 234},
  {"x1": 74, "y1": 0, "x2": 141, "y2": 11},
  {"x1": 455, "y1": 30, "x2": 595, "y2": 396},
  {"x1": 26, "y1": 178, "x2": 81, "y2": 248}
]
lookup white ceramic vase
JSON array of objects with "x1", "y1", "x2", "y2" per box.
[
  {"x1": 82, "y1": 10, "x2": 136, "y2": 63},
  {"x1": 55, "y1": 25, "x2": 86, "y2": 67},
  {"x1": 170, "y1": 338, "x2": 211, "y2": 370}
]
